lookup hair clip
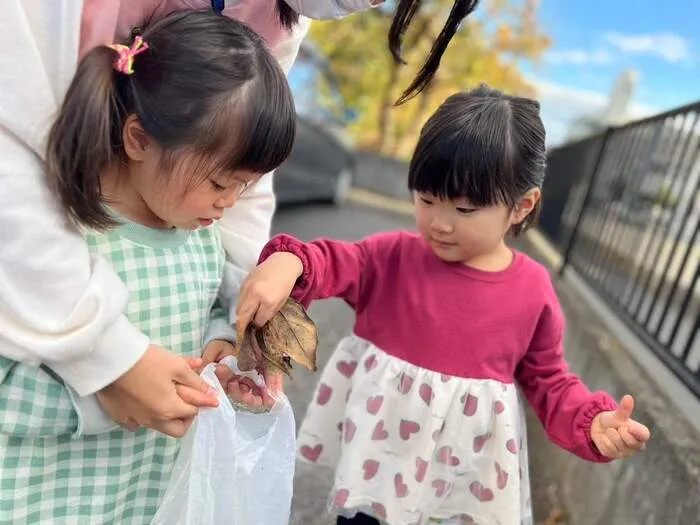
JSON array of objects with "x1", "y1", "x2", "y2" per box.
[{"x1": 108, "y1": 36, "x2": 149, "y2": 75}]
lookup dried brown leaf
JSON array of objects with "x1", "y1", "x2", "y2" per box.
[{"x1": 235, "y1": 298, "x2": 318, "y2": 378}]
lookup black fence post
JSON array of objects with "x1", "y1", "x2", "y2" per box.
[{"x1": 558, "y1": 127, "x2": 614, "y2": 276}]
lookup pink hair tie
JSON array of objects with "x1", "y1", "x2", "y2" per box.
[{"x1": 108, "y1": 36, "x2": 149, "y2": 75}]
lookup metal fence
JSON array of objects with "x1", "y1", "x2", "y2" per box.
[{"x1": 545, "y1": 101, "x2": 700, "y2": 398}]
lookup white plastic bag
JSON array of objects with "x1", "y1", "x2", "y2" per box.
[{"x1": 152, "y1": 356, "x2": 296, "y2": 525}]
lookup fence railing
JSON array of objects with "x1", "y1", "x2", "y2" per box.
[{"x1": 544, "y1": 100, "x2": 700, "y2": 399}]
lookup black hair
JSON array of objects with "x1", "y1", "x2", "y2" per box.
[
  {"x1": 277, "y1": 0, "x2": 300, "y2": 30},
  {"x1": 389, "y1": 0, "x2": 480, "y2": 104},
  {"x1": 275, "y1": 0, "x2": 481, "y2": 105},
  {"x1": 46, "y1": 10, "x2": 296, "y2": 230},
  {"x1": 408, "y1": 84, "x2": 546, "y2": 236}
]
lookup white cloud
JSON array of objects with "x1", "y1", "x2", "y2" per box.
[
  {"x1": 543, "y1": 32, "x2": 693, "y2": 68},
  {"x1": 604, "y1": 32, "x2": 692, "y2": 64},
  {"x1": 530, "y1": 78, "x2": 658, "y2": 146},
  {"x1": 546, "y1": 49, "x2": 612, "y2": 66}
]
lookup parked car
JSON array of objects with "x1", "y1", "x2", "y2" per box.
[{"x1": 274, "y1": 41, "x2": 357, "y2": 206}]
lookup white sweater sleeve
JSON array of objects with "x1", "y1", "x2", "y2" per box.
[
  {"x1": 218, "y1": 17, "x2": 311, "y2": 271},
  {"x1": 0, "y1": 1, "x2": 149, "y2": 396},
  {"x1": 218, "y1": 170, "x2": 277, "y2": 270}
]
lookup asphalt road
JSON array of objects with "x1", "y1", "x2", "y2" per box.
[{"x1": 270, "y1": 202, "x2": 415, "y2": 525}]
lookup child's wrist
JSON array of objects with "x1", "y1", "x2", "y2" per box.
[{"x1": 270, "y1": 251, "x2": 304, "y2": 279}]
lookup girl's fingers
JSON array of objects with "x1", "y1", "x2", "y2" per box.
[
  {"x1": 252, "y1": 304, "x2": 277, "y2": 328},
  {"x1": 152, "y1": 416, "x2": 195, "y2": 438},
  {"x1": 627, "y1": 420, "x2": 651, "y2": 442},
  {"x1": 605, "y1": 427, "x2": 626, "y2": 453},
  {"x1": 175, "y1": 385, "x2": 218, "y2": 411},
  {"x1": 619, "y1": 425, "x2": 644, "y2": 451},
  {"x1": 184, "y1": 357, "x2": 203, "y2": 370},
  {"x1": 173, "y1": 364, "x2": 219, "y2": 404},
  {"x1": 235, "y1": 293, "x2": 259, "y2": 333},
  {"x1": 237, "y1": 376, "x2": 258, "y2": 392},
  {"x1": 121, "y1": 418, "x2": 141, "y2": 432},
  {"x1": 226, "y1": 380, "x2": 263, "y2": 411},
  {"x1": 595, "y1": 434, "x2": 620, "y2": 458},
  {"x1": 215, "y1": 365, "x2": 235, "y2": 383}
]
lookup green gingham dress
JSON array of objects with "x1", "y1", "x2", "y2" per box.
[{"x1": 0, "y1": 219, "x2": 227, "y2": 524}]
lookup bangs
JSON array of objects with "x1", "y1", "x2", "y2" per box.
[
  {"x1": 190, "y1": 78, "x2": 296, "y2": 177},
  {"x1": 407, "y1": 97, "x2": 519, "y2": 208}
]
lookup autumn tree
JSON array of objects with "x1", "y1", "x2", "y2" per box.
[{"x1": 308, "y1": 0, "x2": 551, "y2": 159}]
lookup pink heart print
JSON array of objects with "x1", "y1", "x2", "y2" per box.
[
  {"x1": 337, "y1": 360, "x2": 357, "y2": 378},
  {"x1": 333, "y1": 489, "x2": 349, "y2": 507},
  {"x1": 473, "y1": 432, "x2": 490, "y2": 453},
  {"x1": 399, "y1": 419, "x2": 421, "y2": 440},
  {"x1": 363, "y1": 459, "x2": 380, "y2": 480},
  {"x1": 366, "y1": 395, "x2": 384, "y2": 415},
  {"x1": 371, "y1": 420, "x2": 389, "y2": 440},
  {"x1": 398, "y1": 373, "x2": 414, "y2": 394},
  {"x1": 317, "y1": 384, "x2": 332, "y2": 405},
  {"x1": 462, "y1": 393, "x2": 479, "y2": 416},
  {"x1": 371, "y1": 503, "x2": 387, "y2": 520},
  {"x1": 506, "y1": 438, "x2": 518, "y2": 454},
  {"x1": 432, "y1": 423, "x2": 445, "y2": 442},
  {"x1": 364, "y1": 354, "x2": 378, "y2": 371},
  {"x1": 436, "y1": 446, "x2": 460, "y2": 466},
  {"x1": 495, "y1": 461, "x2": 508, "y2": 490},
  {"x1": 415, "y1": 457, "x2": 428, "y2": 482},
  {"x1": 494, "y1": 400, "x2": 505, "y2": 414},
  {"x1": 432, "y1": 479, "x2": 450, "y2": 497},
  {"x1": 419, "y1": 383, "x2": 434, "y2": 406},
  {"x1": 300, "y1": 444, "x2": 323, "y2": 462},
  {"x1": 394, "y1": 473, "x2": 409, "y2": 498},
  {"x1": 469, "y1": 481, "x2": 494, "y2": 502},
  {"x1": 344, "y1": 418, "x2": 357, "y2": 443}
]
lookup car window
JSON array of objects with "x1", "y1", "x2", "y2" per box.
[
  {"x1": 288, "y1": 47, "x2": 346, "y2": 125},
  {"x1": 287, "y1": 51, "x2": 317, "y2": 118},
  {"x1": 315, "y1": 69, "x2": 346, "y2": 124}
]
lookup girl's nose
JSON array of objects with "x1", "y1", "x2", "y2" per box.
[
  {"x1": 216, "y1": 192, "x2": 238, "y2": 210},
  {"x1": 430, "y1": 217, "x2": 454, "y2": 234}
]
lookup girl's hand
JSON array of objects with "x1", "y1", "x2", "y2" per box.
[
  {"x1": 214, "y1": 365, "x2": 282, "y2": 412},
  {"x1": 590, "y1": 395, "x2": 650, "y2": 459},
  {"x1": 200, "y1": 340, "x2": 236, "y2": 370},
  {"x1": 235, "y1": 252, "x2": 304, "y2": 332},
  {"x1": 96, "y1": 345, "x2": 219, "y2": 437}
]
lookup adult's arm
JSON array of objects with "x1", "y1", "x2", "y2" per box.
[{"x1": 0, "y1": 1, "x2": 149, "y2": 395}]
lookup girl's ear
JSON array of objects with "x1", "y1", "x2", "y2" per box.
[
  {"x1": 513, "y1": 188, "x2": 541, "y2": 226},
  {"x1": 122, "y1": 114, "x2": 154, "y2": 162}
]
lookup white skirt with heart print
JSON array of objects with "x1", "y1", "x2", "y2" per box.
[{"x1": 297, "y1": 335, "x2": 533, "y2": 525}]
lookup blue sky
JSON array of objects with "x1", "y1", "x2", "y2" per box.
[{"x1": 520, "y1": 0, "x2": 699, "y2": 145}]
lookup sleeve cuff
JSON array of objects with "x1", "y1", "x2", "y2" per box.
[
  {"x1": 579, "y1": 392, "x2": 619, "y2": 462},
  {"x1": 49, "y1": 315, "x2": 149, "y2": 396},
  {"x1": 67, "y1": 388, "x2": 119, "y2": 437},
  {"x1": 259, "y1": 235, "x2": 312, "y2": 300},
  {"x1": 204, "y1": 318, "x2": 237, "y2": 347}
]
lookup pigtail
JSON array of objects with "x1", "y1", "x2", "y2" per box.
[
  {"x1": 276, "y1": 0, "x2": 299, "y2": 30},
  {"x1": 388, "y1": 0, "x2": 422, "y2": 65},
  {"x1": 393, "y1": 0, "x2": 480, "y2": 105},
  {"x1": 45, "y1": 46, "x2": 124, "y2": 230}
]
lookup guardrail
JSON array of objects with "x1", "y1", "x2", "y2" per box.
[{"x1": 544, "y1": 101, "x2": 700, "y2": 398}]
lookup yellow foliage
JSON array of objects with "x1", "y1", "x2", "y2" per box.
[{"x1": 308, "y1": 0, "x2": 551, "y2": 159}]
